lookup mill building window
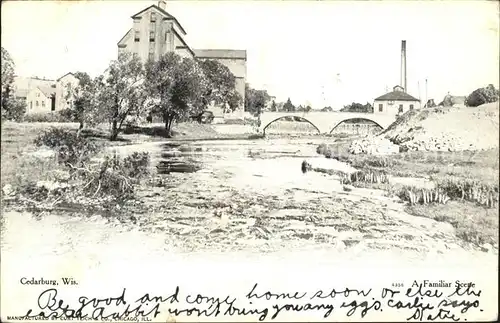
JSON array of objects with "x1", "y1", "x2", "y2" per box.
[
  {"x1": 378, "y1": 104, "x2": 383, "y2": 112},
  {"x1": 134, "y1": 31, "x2": 140, "y2": 42},
  {"x1": 398, "y1": 104, "x2": 403, "y2": 113},
  {"x1": 149, "y1": 31, "x2": 155, "y2": 42}
]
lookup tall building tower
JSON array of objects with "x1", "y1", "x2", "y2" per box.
[
  {"x1": 117, "y1": 1, "x2": 247, "y2": 112},
  {"x1": 117, "y1": 1, "x2": 194, "y2": 61}
]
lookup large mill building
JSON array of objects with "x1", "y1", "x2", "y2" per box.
[{"x1": 117, "y1": 0, "x2": 247, "y2": 113}]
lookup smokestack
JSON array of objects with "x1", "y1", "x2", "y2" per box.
[
  {"x1": 158, "y1": 0, "x2": 166, "y2": 10},
  {"x1": 400, "y1": 40, "x2": 407, "y2": 93}
]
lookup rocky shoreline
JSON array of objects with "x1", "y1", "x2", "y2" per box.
[{"x1": 347, "y1": 102, "x2": 499, "y2": 155}]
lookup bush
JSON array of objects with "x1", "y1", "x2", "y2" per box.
[
  {"x1": 2, "y1": 98, "x2": 27, "y2": 122},
  {"x1": 72, "y1": 152, "x2": 151, "y2": 201},
  {"x1": 33, "y1": 128, "x2": 101, "y2": 166},
  {"x1": 223, "y1": 118, "x2": 246, "y2": 125},
  {"x1": 57, "y1": 108, "x2": 78, "y2": 122},
  {"x1": 122, "y1": 152, "x2": 151, "y2": 179},
  {"x1": 316, "y1": 143, "x2": 329, "y2": 155},
  {"x1": 23, "y1": 111, "x2": 73, "y2": 123},
  {"x1": 465, "y1": 84, "x2": 499, "y2": 107},
  {"x1": 9, "y1": 151, "x2": 151, "y2": 210}
]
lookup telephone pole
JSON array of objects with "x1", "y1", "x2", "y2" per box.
[{"x1": 425, "y1": 78, "x2": 428, "y2": 107}]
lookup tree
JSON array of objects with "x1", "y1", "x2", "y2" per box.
[
  {"x1": 465, "y1": 84, "x2": 499, "y2": 107},
  {"x1": 97, "y1": 52, "x2": 147, "y2": 141},
  {"x1": 340, "y1": 102, "x2": 373, "y2": 113},
  {"x1": 270, "y1": 100, "x2": 278, "y2": 112},
  {"x1": 282, "y1": 97, "x2": 295, "y2": 112},
  {"x1": 227, "y1": 92, "x2": 242, "y2": 112},
  {"x1": 197, "y1": 59, "x2": 242, "y2": 113},
  {"x1": 424, "y1": 99, "x2": 437, "y2": 108},
  {"x1": 244, "y1": 83, "x2": 271, "y2": 117},
  {"x1": 1, "y1": 47, "x2": 26, "y2": 121},
  {"x1": 145, "y1": 52, "x2": 207, "y2": 137},
  {"x1": 321, "y1": 106, "x2": 333, "y2": 112},
  {"x1": 62, "y1": 71, "x2": 100, "y2": 135}
]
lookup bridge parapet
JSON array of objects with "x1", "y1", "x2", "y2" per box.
[{"x1": 259, "y1": 111, "x2": 396, "y2": 134}]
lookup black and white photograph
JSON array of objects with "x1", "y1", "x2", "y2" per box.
[{"x1": 1, "y1": 0, "x2": 498, "y2": 321}]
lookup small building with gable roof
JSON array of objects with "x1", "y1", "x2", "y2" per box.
[
  {"x1": 373, "y1": 85, "x2": 420, "y2": 117},
  {"x1": 26, "y1": 85, "x2": 56, "y2": 114}
]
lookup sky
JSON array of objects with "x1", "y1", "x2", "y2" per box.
[{"x1": 1, "y1": 0, "x2": 499, "y2": 109}]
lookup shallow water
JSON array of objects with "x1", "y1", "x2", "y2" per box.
[
  {"x1": 3, "y1": 137, "x2": 494, "y2": 258},
  {"x1": 2, "y1": 137, "x2": 498, "y2": 321}
]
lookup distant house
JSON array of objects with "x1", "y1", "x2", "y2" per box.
[
  {"x1": 26, "y1": 86, "x2": 56, "y2": 114},
  {"x1": 55, "y1": 72, "x2": 80, "y2": 111},
  {"x1": 13, "y1": 72, "x2": 79, "y2": 114},
  {"x1": 13, "y1": 76, "x2": 55, "y2": 102},
  {"x1": 373, "y1": 85, "x2": 420, "y2": 116}
]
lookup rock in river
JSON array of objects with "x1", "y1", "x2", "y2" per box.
[{"x1": 156, "y1": 160, "x2": 202, "y2": 174}]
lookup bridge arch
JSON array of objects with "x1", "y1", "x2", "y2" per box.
[
  {"x1": 262, "y1": 116, "x2": 321, "y2": 135},
  {"x1": 329, "y1": 118, "x2": 384, "y2": 134}
]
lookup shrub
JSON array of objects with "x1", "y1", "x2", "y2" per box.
[
  {"x1": 9, "y1": 151, "x2": 151, "y2": 210},
  {"x1": 2, "y1": 98, "x2": 26, "y2": 122},
  {"x1": 23, "y1": 111, "x2": 73, "y2": 123},
  {"x1": 122, "y1": 152, "x2": 151, "y2": 179},
  {"x1": 72, "y1": 152, "x2": 150, "y2": 202},
  {"x1": 57, "y1": 108, "x2": 77, "y2": 122},
  {"x1": 340, "y1": 170, "x2": 390, "y2": 185},
  {"x1": 223, "y1": 118, "x2": 246, "y2": 125},
  {"x1": 352, "y1": 156, "x2": 398, "y2": 168},
  {"x1": 33, "y1": 128, "x2": 101, "y2": 166},
  {"x1": 465, "y1": 84, "x2": 499, "y2": 107},
  {"x1": 17, "y1": 181, "x2": 50, "y2": 201},
  {"x1": 395, "y1": 177, "x2": 498, "y2": 208},
  {"x1": 435, "y1": 177, "x2": 498, "y2": 207},
  {"x1": 316, "y1": 143, "x2": 329, "y2": 155}
]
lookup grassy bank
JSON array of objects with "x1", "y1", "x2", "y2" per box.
[
  {"x1": 0, "y1": 121, "x2": 267, "y2": 191},
  {"x1": 316, "y1": 140, "x2": 499, "y2": 247}
]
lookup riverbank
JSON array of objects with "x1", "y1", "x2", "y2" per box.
[
  {"x1": 0, "y1": 120, "x2": 341, "y2": 184},
  {"x1": 1, "y1": 120, "x2": 498, "y2": 253},
  {"x1": 2, "y1": 128, "x2": 498, "y2": 322},
  {"x1": 314, "y1": 104, "x2": 499, "y2": 248},
  {"x1": 314, "y1": 140, "x2": 498, "y2": 247}
]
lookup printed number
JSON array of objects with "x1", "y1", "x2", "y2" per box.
[{"x1": 392, "y1": 282, "x2": 404, "y2": 287}]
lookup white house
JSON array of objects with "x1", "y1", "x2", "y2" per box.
[
  {"x1": 26, "y1": 86, "x2": 56, "y2": 114},
  {"x1": 373, "y1": 85, "x2": 420, "y2": 117},
  {"x1": 13, "y1": 76, "x2": 54, "y2": 103},
  {"x1": 14, "y1": 72, "x2": 80, "y2": 114}
]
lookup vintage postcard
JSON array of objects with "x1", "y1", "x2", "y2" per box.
[{"x1": 1, "y1": 0, "x2": 498, "y2": 321}]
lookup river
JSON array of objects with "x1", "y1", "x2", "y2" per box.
[
  {"x1": 2, "y1": 136, "x2": 498, "y2": 321},
  {"x1": 2, "y1": 136, "x2": 495, "y2": 262}
]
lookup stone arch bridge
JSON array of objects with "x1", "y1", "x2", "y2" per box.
[{"x1": 259, "y1": 111, "x2": 396, "y2": 134}]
